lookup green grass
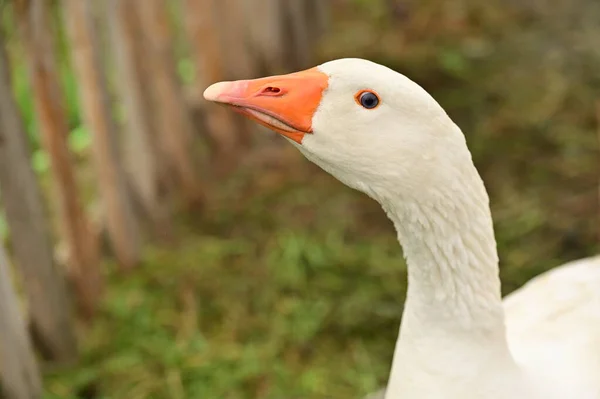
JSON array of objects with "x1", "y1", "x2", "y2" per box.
[
  {"x1": 40, "y1": 154, "x2": 596, "y2": 398},
  {"x1": 43, "y1": 169, "x2": 404, "y2": 399}
]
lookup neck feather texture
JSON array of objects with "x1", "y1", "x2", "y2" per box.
[
  {"x1": 378, "y1": 161, "x2": 520, "y2": 397},
  {"x1": 390, "y1": 178, "x2": 504, "y2": 333}
]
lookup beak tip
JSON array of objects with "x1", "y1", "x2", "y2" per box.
[{"x1": 203, "y1": 82, "x2": 228, "y2": 102}]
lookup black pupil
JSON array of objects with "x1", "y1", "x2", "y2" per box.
[{"x1": 360, "y1": 92, "x2": 379, "y2": 109}]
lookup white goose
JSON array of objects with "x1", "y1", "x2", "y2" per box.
[{"x1": 204, "y1": 58, "x2": 600, "y2": 399}]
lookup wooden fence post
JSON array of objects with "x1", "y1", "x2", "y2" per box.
[
  {"x1": 309, "y1": 0, "x2": 331, "y2": 48},
  {"x1": 215, "y1": 0, "x2": 259, "y2": 80},
  {"x1": 15, "y1": 0, "x2": 102, "y2": 318},
  {"x1": 137, "y1": 0, "x2": 205, "y2": 208},
  {"x1": 182, "y1": 0, "x2": 243, "y2": 173},
  {"x1": 214, "y1": 0, "x2": 261, "y2": 146},
  {"x1": 0, "y1": 27, "x2": 77, "y2": 361},
  {"x1": 0, "y1": 243, "x2": 43, "y2": 399},
  {"x1": 105, "y1": 0, "x2": 173, "y2": 238},
  {"x1": 287, "y1": 0, "x2": 313, "y2": 69},
  {"x1": 63, "y1": 0, "x2": 141, "y2": 270},
  {"x1": 242, "y1": 0, "x2": 287, "y2": 74}
]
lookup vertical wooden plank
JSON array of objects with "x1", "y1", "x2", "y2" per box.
[
  {"x1": 15, "y1": 0, "x2": 102, "y2": 318},
  {"x1": 311, "y1": 0, "x2": 331, "y2": 45},
  {"x1": 0, "y1": 244, "x2": 43, "y2": 399},
  {"x1": 137, "y1": 0, "x2": 205, "y2": 207},
  {"x1": 182, "y1": 0, "x2": 242, "y2": 172},
  {"x1": 287, "y1": 0, "x2": 312, "y2": 69},
  {"x1": 0, "y1": 27, "x2": 77, "y2": 361},
  {"x1": 213, "y1": 0, "x2": 259, "y2": 146},
  {"x1": 63, "y1": 0, "x2": 141, "y2": 270},
  {"x1": 214, "y1": 0, "x2": 259, "y2": 80},
  {"x1": 182, "y1": 0, "x2": 225, "y2": 87},
  {"x1": 242, "y1": 0, "x2": 286, "y2": 74},
  {"x1": 105, "y1": 0, "x2": 173, "y2": 237}
]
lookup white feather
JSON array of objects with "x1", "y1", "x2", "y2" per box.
[
  {"x1": 301, "y1": 59, "x2": 600, "y2": 399},
  {"x1": 205, "y1": 57, "x2": 600, "y2": 399},
  {"x1": 504, "y1": 255, "x2": 600, "y2": 399}
]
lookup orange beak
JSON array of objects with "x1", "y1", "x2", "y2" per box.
[{"x1": 203, "y1": 67, "x2": 328, "y2": 144}]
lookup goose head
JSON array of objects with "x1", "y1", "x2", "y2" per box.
[{"x1": 204, "y1": 58, "x2": 474, "y2": 203}]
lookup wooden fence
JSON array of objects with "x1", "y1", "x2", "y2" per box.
[{"x1": 0, "y1": 1, "x2": 329, "y2": 397}]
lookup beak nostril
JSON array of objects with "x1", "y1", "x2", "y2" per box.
[{"x1": 259, "y1": 86, "x2": 282, "y2": 96}]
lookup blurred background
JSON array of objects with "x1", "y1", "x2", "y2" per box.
[{"x1": 0, "y1": 0, "x2": 598, "y2": 398}]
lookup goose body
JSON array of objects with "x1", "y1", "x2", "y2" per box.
[
  {"x1": 204, "y1": 58, "x2": 600, "y2": 399},
  {"x1": 503, "y1": 256, "x2": 600, "y2": 398}
]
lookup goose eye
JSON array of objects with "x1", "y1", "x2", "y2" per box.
[{"x1": 356, "y1": 90, "x2": 380, "y2": 109}]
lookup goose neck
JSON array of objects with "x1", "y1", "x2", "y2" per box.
[{"x1": 385, "y1": 175, "x2": 507, "y2": 335}]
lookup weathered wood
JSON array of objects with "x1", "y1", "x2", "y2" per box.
[
  {"x1": 0, "y1": 244, "x2": 43, "y2": 399},
  {"x1": 287, "y1": 0, "x2": 312, "y2": 69},
  {"x1": 137, "y1": 0, "x2": 205, "y2": 207},
  {"x1": 15, "y1": 0, "x2": 102, "y2": 318},
  {"x1": 310, "y1": 0, "x2": 331, "y2": 46},
  {"x1": 182, "y1": 0, "x2": 242, "y2": 171},
  {"x1": 105, "y1": 0, "x2": 173, "y2": 238},
  {"x1": 214, "y1": 0, "x2": 260, "y2": 146},
  {"x1": 63, "y1": 0, "x2": 141, "y2": 270},
  {"x1": 241, "y1": 0, "x2": 325, "y2": 72},
  {"x1": 0, "y1": 27, "x2": 77, "y2": 361},
  {"x1": 215, "y1": 0, "x2": 259, "y2": 80},
  {"x1": 242, "y1": 0, "x2": 286, "y2": 74}
]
